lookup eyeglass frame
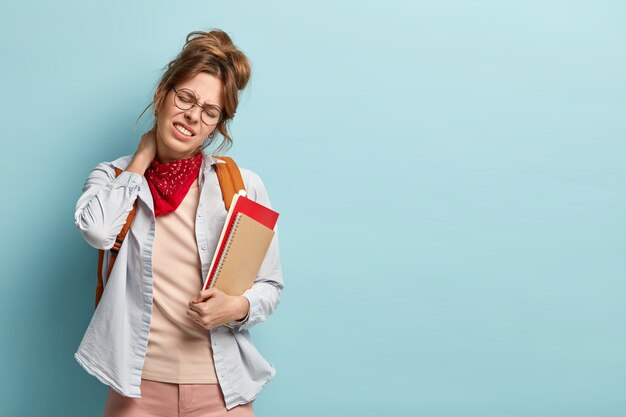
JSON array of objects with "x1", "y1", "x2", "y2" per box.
[{"x1": 172, "y1": 86, "x2": 224, "y2": 126}]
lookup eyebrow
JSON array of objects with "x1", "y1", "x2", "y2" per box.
[{"x1": 180, "y1": 87, "x2": 221, "y2": 109}]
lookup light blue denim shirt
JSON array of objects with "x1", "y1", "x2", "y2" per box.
[{"x1": 73, "y1": 152, "x2": 284, "y2": 410}]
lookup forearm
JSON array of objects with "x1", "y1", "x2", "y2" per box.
[{"x1": 74, "y1": 162, "x2": 143, "y2": 250}]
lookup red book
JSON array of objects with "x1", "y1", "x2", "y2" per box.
[{"x1": 203, "y1": 191, "x2": 279, "y2": 291}]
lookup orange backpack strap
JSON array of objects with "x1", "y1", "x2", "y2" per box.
[
  {"x1": 95, "y1": 167, "x2": 138, "y2": 309},
  {"x1": 213, "y1": 156, "x2": 246, "y2": 211}
]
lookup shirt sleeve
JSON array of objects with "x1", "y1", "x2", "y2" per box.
[
  {"x1": 74, "y1": 161, "x2": 143, "y2": 250},
  {"x1": 224, "y1": 169, "x2": 284, "y2": 332}
]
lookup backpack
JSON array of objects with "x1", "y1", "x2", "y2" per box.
[{"x1": 94, "y1": 156, "x2": 245, "y2": 309}]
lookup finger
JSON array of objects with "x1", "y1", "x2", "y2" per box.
[
  {"x1": 186, "y1": 308, "x2": 201, "y2": 321},
  {"x1": 188, "y1": 301, "x2": 204, "y2": 312},
  {"x1": 192, "y1": 288, "x2": 218, "y2": 303}
]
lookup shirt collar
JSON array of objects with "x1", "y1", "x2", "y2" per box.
[{"x1": 110, "y1": 151, "x2": 224, "y2": 173}]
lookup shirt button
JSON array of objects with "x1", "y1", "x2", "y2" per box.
[
  {"x1": 214, "y1": 340, "x2": 219, "y2": 346},
  {"x1": 198, "y1": 212, "x2": 202, "y2": 217},
  {"x1": 201, "y1": 245, "x2": 207, "y2": 251},
  {"x1": 220, "y1": 374, "x2": 225, "y2": 378}
]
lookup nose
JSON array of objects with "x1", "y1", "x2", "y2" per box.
[{"x1": 183, "y1": 105, "x2": 202, "y2": 124}]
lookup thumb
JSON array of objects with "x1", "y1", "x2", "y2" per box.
[{"x1": 192, "y1": 288, "x2": 217, "y2": 303}]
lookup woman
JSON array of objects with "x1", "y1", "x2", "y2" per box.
[{"x1": 73, "y1": 29, "x2": 284, "y2": 417}]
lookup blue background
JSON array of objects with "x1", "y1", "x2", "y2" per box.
[{"x1": 1, "y1": 1, "x2": 625, "y2": 416}]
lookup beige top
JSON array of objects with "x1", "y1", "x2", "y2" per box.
[{"x1": 141, "y1": 177, "x2": 219, "y2": 384}]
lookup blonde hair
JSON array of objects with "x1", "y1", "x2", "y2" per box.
[{"x1": 136, "y1": 29, "x2": 252, "y2": 154}]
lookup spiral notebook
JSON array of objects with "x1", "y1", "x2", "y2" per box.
[
  {"x1": 203, "y1": 191, "x2": 279, "y2": 294},
  {"x1": 207, "y1": 211, "x2": 275, "y2": 295}
]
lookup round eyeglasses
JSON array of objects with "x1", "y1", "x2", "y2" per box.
[{"x1": 172, "y1": 86, "x2": 223, "y2": 126}]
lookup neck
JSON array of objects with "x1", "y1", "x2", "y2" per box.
[{"x1": 155, "y1": 143, "x2": 201, "y2": 164}]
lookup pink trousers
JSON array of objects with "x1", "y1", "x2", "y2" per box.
[{"x1": 103, "y1": 378, "x2": 254, "y2": 417}]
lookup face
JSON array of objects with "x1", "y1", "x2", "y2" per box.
[{"x1": 154, "y1": 72, "x2": 224, "y2": 163}]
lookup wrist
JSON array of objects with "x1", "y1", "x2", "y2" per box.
[
  {"x1": 126, "y1": 154, "x2": 152, "y2": 175},
  {"x1": 235, "y1": 296, "x2": 250, "y2": 321}
]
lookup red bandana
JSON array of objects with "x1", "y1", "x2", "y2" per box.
[{"x1": 145, "y1": 152, "x2": 204, "y2": 217}]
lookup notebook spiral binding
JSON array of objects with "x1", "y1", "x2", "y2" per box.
[{"x1": 210, "y1": 212, "x2": 243, "y2": 288}]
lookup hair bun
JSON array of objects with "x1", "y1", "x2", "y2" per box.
[{"x1": 184, "y1": 29, "x2": 251, "y2": 90}]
